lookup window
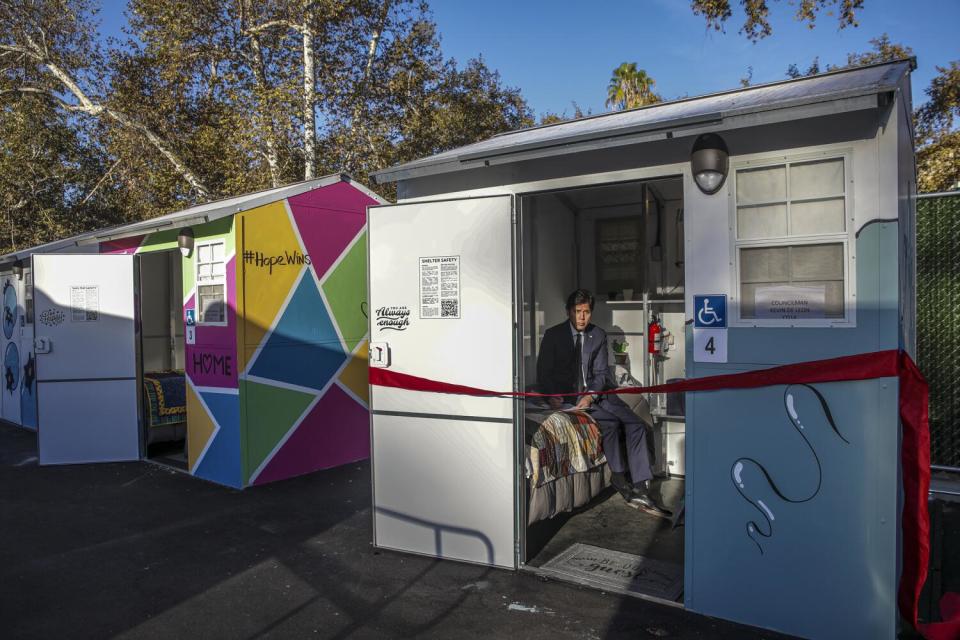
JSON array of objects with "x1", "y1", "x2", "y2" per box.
[
  {"x1": 196, "y1": 241, "x2": 227, "y2": 325},
  {"x1": 734, "y1": 155, "x2": 851, "y2": 322},
  {"x1": 595, "y1": 217, "x2": 644, "y2": 298}
]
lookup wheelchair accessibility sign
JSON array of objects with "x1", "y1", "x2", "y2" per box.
[
  {"x1": 694, "y1": 295, "x2": 726, "y2": 328},
  {"x1": 693, "y1": 295, "x2": 727, "y2": 363}
]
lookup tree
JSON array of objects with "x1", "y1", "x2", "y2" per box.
[
  {"x1": 0, "y1": 0, "x2": 214, "y2": 198},
  {"x1": 606, "y1": 62, "x2": 661, "y2": 110},
  {"x1": 916, "y1": 61, "x2": 960, "y2": 192},
  {"x1": 0, "y1": 0, "x2": 535, "y2": 253},
  {"x1": 0, "y1": 91, "x2": 124, "y2": 251},
  {"x1": 780, "y1": 35, "x2": 957, "y2": 193},
  {"x1": 691, "y1": 0, "x2": 865, "y2": 42}
]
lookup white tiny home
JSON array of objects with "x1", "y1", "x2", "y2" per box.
[{"x1": 366, "y1": 60, "x2": 918, "y2": 639}]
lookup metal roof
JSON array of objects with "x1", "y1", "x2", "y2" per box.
[
  {"x1": 374, "y1": 59, "x2": 913, "y2": 184},
  {"x1": 0, "y1": 173, "x2": 383, "y2": 265}
]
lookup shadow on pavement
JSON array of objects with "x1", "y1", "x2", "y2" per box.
[{"x1": 0, "y1": 423, "x2": 798, "y2": 639}]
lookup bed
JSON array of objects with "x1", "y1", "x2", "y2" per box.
[
  {"x1": 142, "y1": 370, "x2": 186, "y2": 444},
  {"x1": 524, "y1": 393, "x2": 656, "y2": 525},
  {"x1": 525, "y1": 405, "x2": 611, "y2": 524}
]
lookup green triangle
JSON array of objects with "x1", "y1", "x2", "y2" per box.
[
  {"x1": 242, "y1": 380, "x2": 316, "y2": 481},
  {"x1": 321, "y1": 232, "x2": 367, "y2": 352}
]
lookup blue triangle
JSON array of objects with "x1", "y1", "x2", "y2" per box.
[
  {"x1": 248, "y1": 274, "x2": 347, "y2": 390},
  {"x1": 194, "y1": 391, "x2": 242, "y2": 489}
]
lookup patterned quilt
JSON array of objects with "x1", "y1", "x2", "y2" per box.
[
  {"x1": 143, "y1": 371, "x2": 186, "y2": 428},
  {"x1": 526, "y1": 409, "x2": 606, "y2": 488}
]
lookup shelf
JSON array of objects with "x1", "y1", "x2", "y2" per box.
[
  {"x1": 652, "y1": 414, "x2": 686, "y2": 422},
  {"x1": 604, "y1": 299, "x2": 684, "y2": 307}
]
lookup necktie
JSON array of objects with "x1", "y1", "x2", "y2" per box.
[{"x1": 574, "y1": 333, "x2": 584, "y2": 393}]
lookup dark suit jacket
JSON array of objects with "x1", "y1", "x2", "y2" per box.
[{"x1": 536, "y1": 320, "x2": 613, "y2": 404}]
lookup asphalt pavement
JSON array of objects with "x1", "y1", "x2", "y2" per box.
[{"x1": 0, "y1": 422, "x2": 800, "y2": 640}]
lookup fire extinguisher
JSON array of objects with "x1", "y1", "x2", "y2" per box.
[{"x1": 647, "y1": 316, "x2": 663, "y2": 354}]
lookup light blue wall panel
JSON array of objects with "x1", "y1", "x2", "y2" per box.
[{"x1": 684, "y1": 222, "x2": 902, "y2": 639}]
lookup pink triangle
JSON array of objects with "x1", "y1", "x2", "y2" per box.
[
  {"x1": 253, "y1": 383, "x2": 369, "y2": 485},
  {"x1": 288, "y1": 182, "x2": 375, "y2": 279},
  {"x1": 100, "y1": 235, "x2": 145, "y2": 254}
]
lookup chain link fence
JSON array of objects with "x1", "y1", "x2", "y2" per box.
[{"x1": 917, "y1": 192, "x2": 960, "y2": 469}]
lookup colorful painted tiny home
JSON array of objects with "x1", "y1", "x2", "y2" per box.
[{"x1": 17, "y1": 175, "x2": 382, "y2": 489}]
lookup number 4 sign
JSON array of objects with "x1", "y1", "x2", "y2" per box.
[{"x1": 693, "y1": 327, "x2": 727, "y2": 363}]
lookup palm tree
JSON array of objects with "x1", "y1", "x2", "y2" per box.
[{"x1": 606, "y1": 63, "x2": 662, "y2": 110}]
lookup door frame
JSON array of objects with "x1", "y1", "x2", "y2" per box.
[
  {"x1": 512, "y1": 172, "x2": 687, "y2": 591},
  {"x1": 135, "y1": 249, "x2": 191, "y2": 462}
]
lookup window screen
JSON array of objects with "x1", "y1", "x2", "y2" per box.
[
  {"x1": 736, "y1": 158, "x2": 845, "y2": 239},
  {"x1": 735, "y1": 157, "x2": 850, "y2": 322}
]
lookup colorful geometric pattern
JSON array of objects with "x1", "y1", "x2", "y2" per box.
[
  {"x1": 247, "y1": 272, "x2": 347, "y2": 391},
  {"x1": 253, "y1": 383, "x2": 369, "y2": 485},
  {"x1": 95, "y1": 179, "x2": 376, "y2": 489},
  {"x1": 193, "y1": 389, "x2": 241, "y2": 488},
  {"x1": 239, "y1": 182, "x2": 377, "y2": 486}
]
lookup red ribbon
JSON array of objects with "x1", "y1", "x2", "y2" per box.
[{"x1": 371, "y1": 349, "x2": 942, "y2": 635}]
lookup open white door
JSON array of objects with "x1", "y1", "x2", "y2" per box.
[
  {"x1": 369, "y1": 195, "x2": 517, "y2": 568},
  {"x1": 33, "y1": 254, "x2": 140, "y2": 465}
]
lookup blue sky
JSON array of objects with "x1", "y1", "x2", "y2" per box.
[{"x1": 97, "y1": 0, "x2": 958, "y2": 115}]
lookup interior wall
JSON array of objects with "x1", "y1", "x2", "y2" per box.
[
  {"x1": 140, "y1": 252, "x2": 180, "y2": 372},
  {"x1": 526, "y1": 193, "x2": 576, "y2": 385},
  {"x1": 170, "y1": 257, "x2": 185, "y2": 370},
  {"x1": 571, "y1": 184, "x2": 685, "y2": 386}
]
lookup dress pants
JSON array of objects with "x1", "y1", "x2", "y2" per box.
[{"x1": 590, "y1": 395, "x2": 653, "y2": 485}]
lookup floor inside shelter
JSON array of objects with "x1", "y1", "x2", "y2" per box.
[
  {"x1": 526, "y1": 479, "x2": 685, "y2": 596},
  {"x1": 0, "y1": 422, "x2": 844, "y2": 640},
  {"x1": 147, "y1": 440, "x2": 188, "y2": 470}
]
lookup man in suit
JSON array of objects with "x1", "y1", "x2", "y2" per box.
[{"x1": 536, "y1": 288, "x2": 671, "y2": 518}]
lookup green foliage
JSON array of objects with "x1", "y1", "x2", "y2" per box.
[
  {"x1": 606, "y1": 62, "x2": 661, "y2": 111},
  {"x1": 780, "y1": 35, "x2": 957, "y2": 193},
  {"x1": 916, "y1": 61, "x2": 960, "y2": 192},
  {"x1": 691, "y1": 0, "x2": 864, "y2": 42},
  {"x1": 0, "y1": 0, "x2": 534, "y2": 254}
]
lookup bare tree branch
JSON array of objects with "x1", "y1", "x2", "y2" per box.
[{"x1": 79, "y1": 158, "x2": 121, "y2": 206}]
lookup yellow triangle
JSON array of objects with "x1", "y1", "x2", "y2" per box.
[
  {"x1": 337, "y1": 341, "x2": 369, "y2": 406},
  {"x1": 186, "y1": 383, "x2": 217, "y2": 471},
  {"x1": 235, "y1": 201, "x2": 306, "y2": 371}
]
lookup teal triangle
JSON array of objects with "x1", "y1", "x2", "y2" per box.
[{"x1": 248, "y1": 274, "x2": 347, "y2": 390}]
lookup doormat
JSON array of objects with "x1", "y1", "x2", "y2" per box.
[{"x1": 537, "y1": 543, "x2": 683, "y2": 601}]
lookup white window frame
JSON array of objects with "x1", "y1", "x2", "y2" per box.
[
  {"x1": 729, "y1": 149, "x2": 857, "y2": 328},
  {"x1": 195, "y1": 240, "x2": 228, "y2": 327}
]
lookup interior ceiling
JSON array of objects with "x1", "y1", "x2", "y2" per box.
[{"x1": 557, "y1": 177, "x2": 683, "y2": 212}]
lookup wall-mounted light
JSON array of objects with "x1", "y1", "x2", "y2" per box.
[
  {"x1": 11, "y1": 263, "x2": 23, "y2": 280},
  {"x1": 177, "y1": 227, "x2": 195, "y2": 258},
  {"x1": 691, "y1": 133, "x2": 729, "y2": 195}
]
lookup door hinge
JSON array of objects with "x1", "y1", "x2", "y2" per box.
[{"x1": 511, "y1": 210, "x2": 518, "y2": 224}]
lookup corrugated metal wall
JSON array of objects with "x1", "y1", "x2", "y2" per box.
[{"x1": 917, "y1": 192, "x2": 960, "y2": 468}]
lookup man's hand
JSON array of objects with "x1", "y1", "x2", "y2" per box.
[
  {"x1": 547, "y1": 396, "x2": 563, "y2": 410},
  {"x1": 575, "y1": 395, "x2": 593, "y2": 410}
]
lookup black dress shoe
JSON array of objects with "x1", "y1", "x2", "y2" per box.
[{"x1": 624, "y1": 487, "x2": 673, "y2": 519}]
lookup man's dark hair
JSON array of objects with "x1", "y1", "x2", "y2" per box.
[{"x1": 565, "y1": 288, "x2": 595, "y2": 312}]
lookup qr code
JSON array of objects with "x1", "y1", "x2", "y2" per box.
[{"x1": 441, "y1": 299, "x2": 458, "y2": 317}]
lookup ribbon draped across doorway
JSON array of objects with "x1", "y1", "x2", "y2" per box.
[{"x1": 370, "y1": 350, "x2": 944, "y2": 635}]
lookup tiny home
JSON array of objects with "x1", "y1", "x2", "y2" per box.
[
  {"x1": 5, "y1": 175, "x2": 381, "y2": 489},
  {"x1": 366, "y1": 60, "x2": 918, "y2": 639},
  {"x1": 0, "y1": 235, "x2": 103, "y2": 431}
]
